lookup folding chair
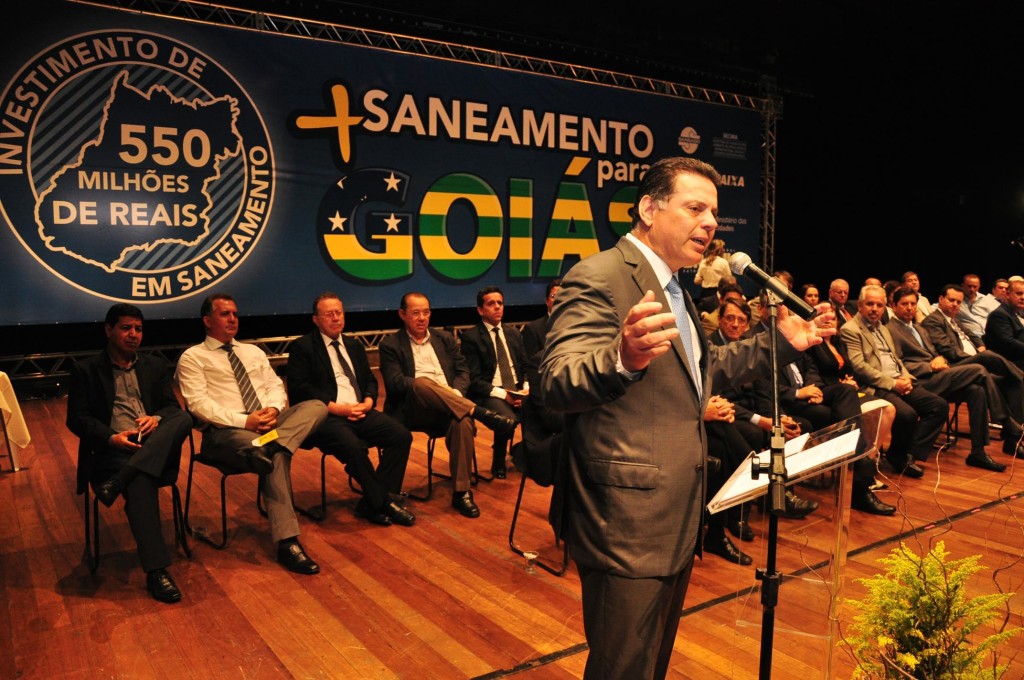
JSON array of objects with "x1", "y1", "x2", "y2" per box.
[{"x1": 183, "y1": 429, "x2": 264, "y2": 549}]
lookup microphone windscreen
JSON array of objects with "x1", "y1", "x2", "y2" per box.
[{"x1": 728, "y1": 251, "x2": 752, "y2": 275}]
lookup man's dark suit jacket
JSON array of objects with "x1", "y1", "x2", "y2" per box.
[
  {"x1": 459, "y1": 322, "x2": 530, "y2": 402},
  {"x1": 377, "y1": 329, "x2": 470, "y2": 424},
  {"x1": 286, "y1": 330, "x2": 379, "y2": 408},
  {"x1": 66, "y1": 352, "x2": 182, "y2": 494},
  {"x1": 888, "y1": 318, "x2": 944, "y2": 378},
  {"x1": 921, "y1": 309, "x2": 979, "y2": 363},
  {"x1": 983, "y1": 304, "x2": 1024, "y2": 363},
  {"x1": 540, "y1": 237, "x2": 796, "y2": 580},
  {"x1": 521, "y1": 315, "x2": 548, "y2": 364}
]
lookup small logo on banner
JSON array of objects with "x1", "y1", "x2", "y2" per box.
[{"x1": 0, "y1": 30, "x2": 274, "y2": 302}]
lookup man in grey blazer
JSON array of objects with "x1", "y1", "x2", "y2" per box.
[
  {"x1": 540, "y1": 157, "x2": 833, "y2": 680},
  {"x1": 839, "y1": 285, "x2": 948, "y2": 479}
]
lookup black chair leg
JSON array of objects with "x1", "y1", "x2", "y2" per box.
[
  {"x1": 406, "y1": 437, "x2": 436, "y2": 502},
  {"x1": 508, "y1": 465, "x2": 568, "y2": 577},
  {"x1": 84, "y1": 490, "x2": 100, "y2": 574}
]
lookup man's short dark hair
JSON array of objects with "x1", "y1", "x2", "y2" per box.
[
  {"x1": 630, "y1": 157, "x2": 721, "y2": 226},
  {"x1": 400, "y1": 291, "x2": 428, "y2": 310},
  {"x1": 719, "y1": 297, "x2": 751, "y2": 321},
  {"x1": 104, "y1": 303, "x2": 143, "y2": 327},
  {"x1": 200, "y1": 293, "x2": 234, "y2": 318},
  {"x1": 312, "y1": 291, "x2": 341, "y2": 314},
  {"x1": 939, "y1": 283, "x2": 965, "y2": 298},
  {"x1": 891, "y1": 286, "x2": 918, "y2": 306},
  {"x1": 718, "y1": 282, "x2": 744, "y2": 299},
  {"x1": 476, "y1": 285, "x2": 503, "y2": 308},
  {"x1": 900, "y1": 271, "x2": 918, "y2": 284}
]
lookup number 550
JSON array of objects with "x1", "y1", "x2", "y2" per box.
[{"x1": 119, "y1": 124, "x2": 211, "y2": 167}]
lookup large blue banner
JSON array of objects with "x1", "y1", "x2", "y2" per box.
[{"x1": 0, "y1": 0, "x2": 763, "y2": 324}]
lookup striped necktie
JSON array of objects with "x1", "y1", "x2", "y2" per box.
[{"x1": 223, "y1": 343, "x2": 262, "y2": 413}]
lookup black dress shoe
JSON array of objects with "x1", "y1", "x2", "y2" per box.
[
  {"x1": 885, "y1": 456, "x2": 924, "y2": 478},
  {"x1": 452, "y1": 491, "x2": 480, "y2": 518},
  {"x1": 966, "y1": 451, "x2": 1007, "y2": 472},
  {"x1": 354, "y1": 501, "x2": 391, "y2": 526},
  {"x1": 382, "y1": 501, "x2": 416, "y2": 527},
  {"x1": 703, "y1": 534, "x2": 753, "y2": 565},
  {"x1": 491, "y1": 466, "x2": 507, "y2": 479},
  {"x1": 145, "y1": 568, "x2": 182, "y2": 603},
  {"x1": 778, "y1": 490, "x2": 818, "y2": 519},
  {"x1": 1002, "y1": 439, "x2": 1024, "y2": 457},
  {"x1": 243, "y1": 447, "x2": 275, "y2": 475},
  {"x1": 850, "y1": 488, "x2": 896, "y2": 516},
  {"x1": 473, "y1": 408, "x2": 515, "y2": 437},
  {"x1": 94, "y1": 478, "x2": 124, "y2": 507},
  {"x1": 388, "y1": 492, "x2": 409, "y2": 508},
  {"x1": 727, "y1": 520, "x2": 754, "y2": 542},
  {"x1": 277, "y1": 540, "x2": 320, "y2": 575}
]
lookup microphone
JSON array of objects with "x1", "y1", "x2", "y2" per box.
[{"x1": 728, "y1": 252, "x2": 817, "y2": 321}]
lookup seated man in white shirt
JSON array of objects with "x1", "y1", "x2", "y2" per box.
[
  {"x1": 176, "y1": 294, "x2": 327, "y2": 574},
  {"x1": 958, "y1": 274, "x2": 999, "y2": 332}
]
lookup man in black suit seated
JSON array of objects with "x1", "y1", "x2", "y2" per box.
[
  {"x1": 66, "y1": 303, "x2": 192, "y2": 603},
  {"x1": 718, "y1": 297, "x2": 893, "y2": 515},
  {"x1": 828, "y1": 278, "x2": 857, "y2": 326},
  {"x1": 522, "y1": 278, "x2": 561, "y2": 360},
  {"x1": 378, "y1": 292, "x2": 515, "y2": 518},
  {"x1": 984, "y1": 278, "x2": 1024, "y2": 371},
  {"x1": 459, "y1": 286, "x2": 531, "y2": 479},
  {"x1": 888, "y1": 287, "x2": 1008, "y2": 471},
  {"x1": 922, "y1": 283, "x2": 1024, "y2": 457},
  {"x1": 286, "y1": 292, "x2": 415, "y2": 527}
]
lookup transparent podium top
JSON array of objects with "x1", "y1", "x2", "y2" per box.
[{"x1": 706, "y1": 405, "x2": 883, "y2": 514}]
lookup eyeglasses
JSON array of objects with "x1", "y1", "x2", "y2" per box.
[
  {"x1": 407, "y1": 310, "x2": 431, "y2": 319},
  {"x1": 318, "y1": 311, "x2": 344, "y2": 319},
  {"x1": 722, "y1": 315, "x2": 747, "y2": 324}
]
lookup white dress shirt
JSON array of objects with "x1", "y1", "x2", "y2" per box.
[{"x1": 176, "y1": 336, "x2": 287, "y2": 429}]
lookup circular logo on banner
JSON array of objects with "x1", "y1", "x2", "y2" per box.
[{"x1": 0, "y1": 30, "x2": 274, "y2": 302}]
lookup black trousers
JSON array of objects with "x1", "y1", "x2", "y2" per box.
[
  {"x1": 875, "y1": 385, "x2": 948, "y2": 463},
  {"x1": 94, "y1": 409, "x2": 190, "y2": 572},
  {"x1": 579, "y1": 557, "x2": 694, "y2": 680},
  {"x1": 303, "y1": 411, "x2": 412, "y2": 510}
]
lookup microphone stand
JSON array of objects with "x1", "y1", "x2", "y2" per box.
[{"x1": 750, "y1": 290, "x2": 788, "y2": 679}]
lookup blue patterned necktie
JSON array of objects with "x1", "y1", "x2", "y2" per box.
[{"x1": 665, "y1": 277, "x2": 701, "y2": 392}]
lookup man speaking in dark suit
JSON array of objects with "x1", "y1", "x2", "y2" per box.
[
  {"x1": 286, "y1": 292, "x2": 414, "y2": 526},
  {"x1": 540, "y1": 157, "x2": 834, "y2": 679},
  {"x1": 66, "y1": 303, "x2": 192, "y2": 603}
]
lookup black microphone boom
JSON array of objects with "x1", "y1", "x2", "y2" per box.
[{"x1": 728, "y1": 252, "x2": 818, "y2": 321}]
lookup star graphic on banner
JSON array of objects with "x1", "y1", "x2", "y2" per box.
[
  {"x1": 384, "y1": 172, "x2": 402, "y2": 192},
  {"x1": 384, "y1": 213, "x2": 402, "y2": 232},
  {"x1": 329, "y1": 211, "x2": 347, "y2": 232}
]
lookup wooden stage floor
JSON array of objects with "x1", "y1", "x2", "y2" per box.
[{"x1": 2, "y1": 396, "x2": 1023, "y2": 678}]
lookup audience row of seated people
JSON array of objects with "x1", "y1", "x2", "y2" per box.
[
  {"x1": 694, "y1": 270, "x2": 1024, "y2": 565},
  {"x1": 66, "y1": 286, "x2": 528, "y2": 603},
  {"x1": 67, "y1": 270, "x2": 1024, "y2": 601}
]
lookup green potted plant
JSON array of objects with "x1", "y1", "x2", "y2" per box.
[{"x1": 843, "y1": 540, "x2": 1020, "y2": 678}]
